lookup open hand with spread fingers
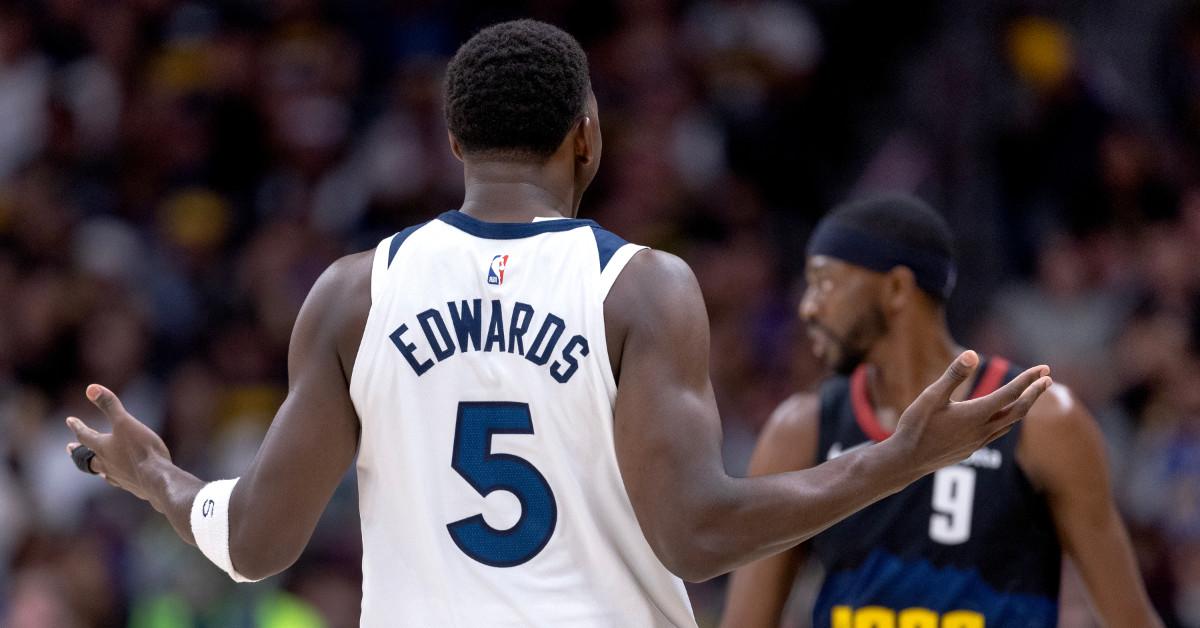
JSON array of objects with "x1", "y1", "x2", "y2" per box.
[
  {"x1": 65, "y1": 384, "x2": 176, "y2": 506},
  {"x1": 893, "y1": 350, "x2": 1052, "y2": 476}
]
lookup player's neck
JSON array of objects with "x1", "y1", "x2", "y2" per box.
[
  {"x1": 459, "y1": 159, "x2": 579, "y2": 222},
  {"x1": 865, "y1": 322, "x2": 963, "y2": 430}
]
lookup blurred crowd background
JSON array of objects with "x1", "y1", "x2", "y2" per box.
[{"x1": 2, "y1": 0, "x2": 1200, "y2": 626}]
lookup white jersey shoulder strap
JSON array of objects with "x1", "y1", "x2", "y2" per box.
[
  {"x1": 591, "y1": 225, "x2": 647, "y2": 301},
  {"x1": 599, "y1": 243, "x2": 647, "y2": 300},
  {"x1": 371, "y1": 221, "x2": 433, "y2": 303},
  {"x1": 369, "y1": 235, "x2": 390, "y2": 305}
]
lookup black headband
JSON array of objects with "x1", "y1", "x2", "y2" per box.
[{"x1": 806, "y1": 221, "x2": 957, "y2": 299}]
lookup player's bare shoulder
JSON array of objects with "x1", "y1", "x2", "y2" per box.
[
  {"x1": 1016, "y1": 382, "x2": 1103, "y2": 488},
  {"x1": 748, "y1": 393, "x2": 821, "y2": 475},
  {"x1": 606, "y1": 248, "x2": 699, "y2": 314},
  {"x1": 300, "y1": 250, "x2": 375, "y2": 380},
  {"x1": 1021, "y1": 382, "x2": 1090, "y2": 441},
  {"x1": 603, "y1": 248, "x2": 705, "y2": 374},
  {"x1": 763, "y1": 393, "x2": 819, "y2": 444}
]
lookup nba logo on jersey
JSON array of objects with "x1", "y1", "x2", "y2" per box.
[{"x1": 488, "y1": 254, "x2": 509, "y2": 285}]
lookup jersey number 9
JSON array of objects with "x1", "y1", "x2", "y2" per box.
[{"x1": 929, "y1": 466, "x2": 976, "y2": 545}]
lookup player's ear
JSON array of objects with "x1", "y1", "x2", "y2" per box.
[
  {"x1": 573, "y1": 116, "x2": 596, "y2": 166},
  {"x1": 448, "y1": 131, "x2": 465, "y2": 162},
  {"x1": 884, "y1": 266, "x2": 917, "y2": 312}
]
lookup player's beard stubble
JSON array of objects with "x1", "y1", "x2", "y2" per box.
[{"x1": 808, "y1": 303, "x2": 888, "y2": 376}]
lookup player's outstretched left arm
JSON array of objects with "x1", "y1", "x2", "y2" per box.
[
  {"x1": 65, "y1": 251, "x2": 372, "y2": 581},
  {"x1": 1018, "y1": 385, "x2": 1162, "y2": 627}
]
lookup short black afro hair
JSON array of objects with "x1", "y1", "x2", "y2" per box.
[{"x1": 444, "y1": 20, "x2": 591, "y2": 160}]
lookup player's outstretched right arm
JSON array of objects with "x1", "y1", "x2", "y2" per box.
[
  {"x1": 64, "y1": 251, "x2": 372, "y2": 581},
  {"x1": 606, "y1": 250, "x2": 1052, "y2": 582}
]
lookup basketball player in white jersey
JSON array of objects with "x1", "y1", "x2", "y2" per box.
[{"x1": 64, "y1": 20, "x2": 1052, "y2": 627}]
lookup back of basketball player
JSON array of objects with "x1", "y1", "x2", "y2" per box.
[{"x1": 63, "y1": 22, "x2": 1053, "y2": 627}]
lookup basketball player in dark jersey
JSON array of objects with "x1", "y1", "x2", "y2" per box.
[{"x1": 722, "y1": 196, "x2": 1159, "y2": 627}]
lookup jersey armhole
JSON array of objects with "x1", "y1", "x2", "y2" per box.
[
  {"x1": 599, "y1": 243, "x2": 649, "y2": 301},
  {"x1": 815, "y1": 378, "x2": 849, "y2": 463},
  {"x1": 370, "y1": 234, "x2": 393, "y2": 304}
]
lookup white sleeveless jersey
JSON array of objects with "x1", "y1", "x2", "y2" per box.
[{"x1": 348, "y1": 211, "x2": 697, "y2": 628}]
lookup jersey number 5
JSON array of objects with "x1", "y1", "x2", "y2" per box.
[
  {"x1": 929, "y1": 466, "x2": 976, "y2": 545},
  {"x1": 447, "y1": 402, "x2": 558, "y2": 567}
]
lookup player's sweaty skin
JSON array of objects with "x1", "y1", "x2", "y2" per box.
[{"x1": 64, "y1": 86, "x2": 1052, "y2": 584}]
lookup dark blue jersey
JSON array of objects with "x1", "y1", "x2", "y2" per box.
[{"x1": 810, "y1": 356, "x2": 1061, "y2": 628}]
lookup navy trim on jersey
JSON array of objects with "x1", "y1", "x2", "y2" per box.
[
  {"x1": 590, "y1": 226, "x2": 630, "y2": 272},
  {"x1": 388, "y1": 222, "x2": 429, "y2": 267},
  {"x1": 437, "y1": 211, "x2": 598, "y2": 240}
]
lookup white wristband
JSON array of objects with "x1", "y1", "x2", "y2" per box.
[{"x1": 190, "y1": 478, "x2": 261, "y2": 582}]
